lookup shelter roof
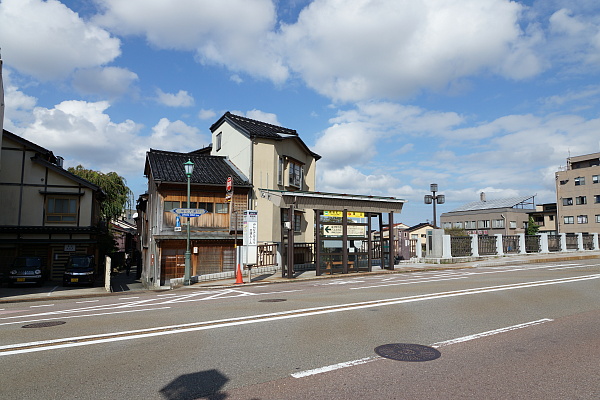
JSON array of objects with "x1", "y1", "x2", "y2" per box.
[{"x1": 259, "y1": 189, "x2": 405, "y2": 213}]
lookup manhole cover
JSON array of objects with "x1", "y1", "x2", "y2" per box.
[
  {"x1": 22, "y1": 321, "x2": 66, "y2": 329},
  {"x1": 374, "y1": 343, "x2": 441, "y2": 362},
  {"x1": 258, "y1": 299, "x2": 287, "y2": 303}
]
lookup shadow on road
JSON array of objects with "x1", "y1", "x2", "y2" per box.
[{"x1": 160, "y1": 369, "x2": 229, "y2": 400}]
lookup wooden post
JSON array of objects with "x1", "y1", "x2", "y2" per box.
[
  {"x1": 315, "y1": 209, "x2": 321, "y2": 276},
  {"x1": 367, "y1": 212, "x2": 372, "y2": 272},
  {"x1": 388, "y1": 212, "x2": 395, "y2": 270},
  {"x1": 378, "y1": 213, "x2": 385, "y2": 268},
  {"x1": 287, "y1": 205, "x2": 295, "y2": 278},
  {"x1": 342, "y1": 209, "x2": 348, "y2": 274}
]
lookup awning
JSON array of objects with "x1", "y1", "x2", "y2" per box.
[{"x1": 259, "y1": 189, "x2": 406, "y2": 213}]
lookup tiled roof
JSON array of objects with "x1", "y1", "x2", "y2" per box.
[
  {"x1": 449, "y1": 195, "x2": 535, "y2": 212},
  {"x1": 146, "y1": 149, "x2": 250, "y2": 186},
  {"x1": 210, "y1": 111, "x2": 297, "y2": 139}
]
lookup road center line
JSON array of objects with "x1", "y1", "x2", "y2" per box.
[
  {"x1": 292, "y1": 318, "x2": 554, "y2": 378},
  {"x1": 430, "y1": 318, "x2": 554, "y2": 347},
  {"x1": 0, "y1": 274, "x2": 596, "y2": 357}
]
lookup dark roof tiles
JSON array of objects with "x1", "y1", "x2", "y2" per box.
[
  {"x1": 146, "y1": 149, "x2": 249, "y2": 186},
  {"x1": 210, "y1": 111, "x2": 297, "y2": 139}
]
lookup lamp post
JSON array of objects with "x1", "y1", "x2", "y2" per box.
[
  {"x1": 184, "y1": 159, "x2": 194, "y2": 286},
  {"x1": 424, "y1": 183, "x2": 445, "y2": 228}
]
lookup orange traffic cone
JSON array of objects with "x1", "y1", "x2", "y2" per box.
[{"x1": 234, "y1": 262, "x2": 244, "y2": 284}]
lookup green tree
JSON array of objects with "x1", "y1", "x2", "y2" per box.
[
  {"x1": 68, "y1": 165, "x2": 133, "y2": 223},
  {"x1": 526, "y1": 216, "x2": 540, "y2": 235}
]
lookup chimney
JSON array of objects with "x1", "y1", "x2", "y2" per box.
[{"x1": 480, "y1": 192, "x2": 486, "y2": 202}]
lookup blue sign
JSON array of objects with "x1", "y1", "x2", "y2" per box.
[{"x1": 171, "y1": 208, "x2": 208, "y2": 218}]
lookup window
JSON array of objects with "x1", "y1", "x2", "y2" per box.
[
  {"x1": 288, "y1": 161, "x2": 303, "y2": 188},
  {"x1": 216, "y1": 132, "x2": 222, "y2": 151},
  {"x1": 410, "y1": 234, "x2": 418, "y2": 240},
  {"x1": 442, "y1": 222, "x2": 452, "y2": 229},
  {"x1": 46, "y1": 197, "x2": 77, "y2": 222},
  {"x1": 492, "y1": 219, "x2": 504, "y2": 229},
  {"x1": 164, "y1": 200, "x2": 180, "y2": 211},
  {"x1": 575, "y1": 176, "x2": 585, "y2": 186},
  {"x1": 215, "y1": 203, "x2": 229, "y2": 214},
  {"x1": 562, "y1": 197, "x2": 573, "y2": 206},
  {"x1": 277, "y1": 157, "x2": 284, "y2": 185},
  {"x1": 509, "y1": 221, "x2": 517, "y2": 229},
  {"x1": 197, "y1": 202, "x2": 214, "y2": 213},
  {"x1": 282, "y1": 209, "x2": 302, "y2": 232},
  {"x1": 477, "y1": 220, "x2": 490, "y2": 229},
  {"x1": 596, "y1": 215, "x2": 600, "y2": 223},
  {"x1": 564, "y1": 216, "x2": 574, "y2": 224},
  {"x1": 453, "y1": 222, "x2": 463, "y2": 228},
  {"x1": 593, "y1": 175, "x2": 599, "y2": 184},
  {"x1": 576, "y1": 196, "x2": 587, "y2": 205},
  {"x1": 595, "y1": 195, "x2": 600, "y2": 204},
  {"x1": 464, "y1": 221, "x2": 476, "y2": 229},
  {"x1": 577, "y1": 215, "x2": 588, "y2": 224}
]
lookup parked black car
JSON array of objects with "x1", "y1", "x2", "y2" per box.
[
  {"x1": 7, "y1": 256, "x2": 47, "y2": 287},
  {"x1": 63, "y1": 255, "x2": 97, "y2": 287}
]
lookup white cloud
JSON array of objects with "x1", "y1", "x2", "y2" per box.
[
  {"x1": 72, "y1": 67, "x2": 139, "y2": 98},
  {"x1": 317, "y1": 165, "x2": 399, "y2": 195},
  {"x1": 1, "y1": 68, "x2": 38, "y2": 130},
  {"x1": 94, "y1": 0, "x2": 288, "y2": 82},
  {"x1": 198, "y1": 109, "x2": 217, "y2": 120},
  {"x1": 155, "y1": 89, "x2": 195, "y2": 107},
  {"x1": 239, "y1": 109, "x2": 280, "y2": 126},
  {"x1": 148, "y1": 118, "x2": 207, "y2": 151},
  {"x1": 314, "y1": 101, "x2": 463, "y2": 169},
  {"x1": 279, "y1": 0, "x2": 537, "y2": 101},
  {"x1": 0, "y1": 0, "x2": 121, "y2": 80},
  {"x1": 230, "y1": 74, "x2": 243, "y2": 84},
  {"x1": 16, "y1": 100, "x2": 210, "y2": 187}
]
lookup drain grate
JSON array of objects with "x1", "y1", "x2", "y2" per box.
[
  {"x1": 22, "y1": 321, "x2": 66, "y2": 329},
  {"x1": 258, "y1": 299, "x2": 287, "y2": 303},
  {"x1": 374, "y1": 343, "x2": 441, "y2": 362}
]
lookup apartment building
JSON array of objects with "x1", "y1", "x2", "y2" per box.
[
  {"x1": 440, "y1": 193, "x2": 535, "y2": 235},
  {"x1": 555, "y1": 152, "x2": 600, "y2": 234}
]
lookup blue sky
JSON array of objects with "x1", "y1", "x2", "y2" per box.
[{"x1": 2, "y1": 0, "x2": 600, "y2": 226}]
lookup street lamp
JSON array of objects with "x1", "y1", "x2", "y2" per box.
[
  {"x1": 424, "y1": 183, "x2": 445, "y2": 228},
  {"x1": 184, "y1": 159, "x2": 194, "y2": 285}
]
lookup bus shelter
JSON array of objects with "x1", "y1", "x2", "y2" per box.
[{"x1": 259, "y1": 189, "x2": 406, "y2": 278}]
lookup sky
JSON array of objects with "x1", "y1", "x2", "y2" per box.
[{"x1": 1, "y1": 0, "x2": 600, "y2": 226}]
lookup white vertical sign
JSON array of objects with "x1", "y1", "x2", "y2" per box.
[{"x1": 243, "y1": 210, "x2": 258, "y2": 264}]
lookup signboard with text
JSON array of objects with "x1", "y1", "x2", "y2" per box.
[
  {"x1": 322, "y1": 224, "x2": 366, "y2": 237},
  {"x1": 243, "y1": 210, "x2": 258, "y2": 265},
  {"x1": 170, "y1": 208, "x2": 207, "y2": 218},
  {"x1": 323, "y1": 210, "x2": 365, "y2": 218}
]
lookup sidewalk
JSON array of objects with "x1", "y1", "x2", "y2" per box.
[{"x1": 2, "y1": 251, "x2": 599, "y2": 303}]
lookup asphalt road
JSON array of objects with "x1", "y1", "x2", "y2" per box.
[{"x1": 1, "y1": 259, "x2": 599, "y2": 399}]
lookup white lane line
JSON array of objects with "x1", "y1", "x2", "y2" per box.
[
  {"x1": 0, "y1": 307, "x2": 171, "y2": 326},
  {"x1": 119, "y1": 297, "x2": 140, "y2": 300},
  {"x1": 1, "y1": 274, "x2": 596, "y2": 357},
  {"x1": 431, "y1": 318, "x2": 554, "y2": 348},
  {"x1": 351, "y1": 276, "x2": 468, "y2": 289},
  {"x1": 291, "y1": 357, "x2": 380, "y2": 378},
  {"x1": 47, "y1": 286, "x2": 59, "y2": 296},
  {"x1": 292, "y1": 318, "x2": 554, "y2": 378},
  {"x1": 30, "y1": 304, "x2": 54, "y2": 308},
  {"x1": 350, "y1": 263, "x2": 593, "y2": 290},
  {"x1": 76, "y1": 300, "x2": 100, "y2": 304}
]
